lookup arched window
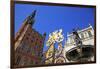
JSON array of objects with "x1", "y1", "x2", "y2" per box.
[
  {"x1": 80, "y1": 33, "x2": 84, "y2": 39},
  {"x1": 88, "y1": 31, "x2": 92, "y2": 37}
]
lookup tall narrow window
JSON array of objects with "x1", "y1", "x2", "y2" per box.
[
  {"x1": 80, "y1": 33, "x2": 84, "y2": 39},
  {"x1": 27, "y1": 46, "x2": 30, "y2": 54},
  {"x1": 88, "y1": 31, "x2": 92, "y2": 37},
  {"x1": 16, "y1": 56, "x2": 21, "y2": 65},
  {"x1": 84, "y1": 32, "x2": 87, "y2": 38}
]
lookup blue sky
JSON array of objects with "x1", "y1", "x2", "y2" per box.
[{"x1": 15, "y1": 3, "x2": 95, "y2": 51}]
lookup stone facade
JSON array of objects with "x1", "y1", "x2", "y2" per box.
[
  {"x1": 14, "y1": 11, "x2": 46, "y2": 67},
  {"x1": 63, "y1": 24, "x2": 94, "y2": 62}
]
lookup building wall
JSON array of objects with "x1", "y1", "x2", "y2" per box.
[
  {"x1": 63, "y1": 25, "x2": 94, "y2": 62},
  {"x1": 14, "y1": 12, "x2": 46, "y2": 67}
]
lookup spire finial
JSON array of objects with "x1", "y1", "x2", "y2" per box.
[
  {"x1": 31, "y1": 10, "x2": 36, "y2": 19},
  {"x1": 27, "y1": 10, "x2": 36, "y2": 25}
]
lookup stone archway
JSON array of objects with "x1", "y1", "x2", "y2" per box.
[{"x1": 65, "y1": 45, "x2": 94, "y2": 62}]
